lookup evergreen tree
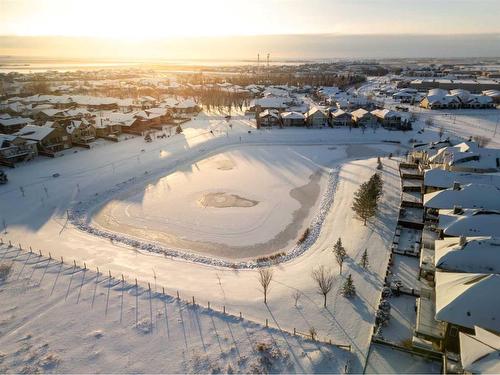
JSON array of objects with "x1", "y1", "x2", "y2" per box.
[
  {"x1": 360, "y1": 249, "x2": 369, "y2": 269},
  {"x1": 351, "y1": 181, "x2": 377, "y2": 225},
  {"x1": 368, "y1": 173, "x2": 383, "y2": 203},
  {"x1": 333, "y1": 238, "x2": 347, "y2": 274},
  {"x1": 341, "y1": 274, "x2": 356, "y2": 298}
]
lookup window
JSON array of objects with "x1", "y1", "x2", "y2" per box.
[{"x1": 449, "y1": 326, "x2": 458, "y2": 338}]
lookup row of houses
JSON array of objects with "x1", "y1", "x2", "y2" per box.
[
  {"x1": 400, "y1": 140, "x2": 500, "y2": 373},
  {"x1": 393, "y1": 88, "x2": 498, "y2": 109},
  {"x1": 257, "y1": 106, "x2": 411, "y2": 130},
  {"x1": 0, "y1": 99, "x2": 201, "y2": 166}
]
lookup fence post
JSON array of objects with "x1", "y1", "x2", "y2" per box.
[
  {"x1": 73, "y1": 260, "x2": 77, "y2": 268},
  {"x1": 29, "y1": 246, "x2": 32, "y2": 253},
  {"x1": 84, "y1": 262, "x2": 87, "y2": 270},
  {"x1": 208, "y1": 301, "x2": 210, "y2": 309},
  {"x1": 293, "y1": 328, "x2": 296, "y2": 335},
  {"x1": 162, "y1": 287, "x2": 165, "y2": 296},
  {"x1": 61, "y1": 256, "x2": 64, "y2": 263},
  {"x1": 192, "y1": 296, "x2": 195, "y2": 305},
  {"x1": 176, "y1": 290, "x2": 180, "y2": 299},
  {"x1": 223, "y1": 305, "x2": 226, "y2": 314},
  {"x1": 266, "y1": 318, "x2": 268, "y2": 328}
]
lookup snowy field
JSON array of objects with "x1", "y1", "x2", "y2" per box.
[
  {"x1": 0, "y1": 246, "x2": 351, "y2": 374},
  {"x1": 0, "y1": 110, "x2": 446, "y2": 372}
]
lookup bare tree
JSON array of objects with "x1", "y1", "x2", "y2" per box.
[
  {"x1": 292, "y1": 290, "x2": 301, "y2": 307},
  {"x1": 258, "y1": 268, "x2": 274, "y2": 304},
  {"x1": 311, "y1": 266, "x2": 335, "y2": 308}
]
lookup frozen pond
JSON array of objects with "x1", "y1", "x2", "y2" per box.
[{"x1": 93, "y1": 145, "x2": 346, "y2": 259}]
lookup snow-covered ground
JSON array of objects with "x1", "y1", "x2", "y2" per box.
[
  {"x1": 0, "y1": 247, "x2": 351, "y2": 374},
  {"x1": 0, "y1": 110, "x2": 445, "y2": 372},
  {"x1": 365, "y1": 343, "x2": 441, "y2": 374}
]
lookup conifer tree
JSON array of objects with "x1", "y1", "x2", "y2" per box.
[
  {"x1": 352, "y1": 181, "x2": 377, "y2": 225},
  {"x1": 360, "y1": 249, "x2": 369, "y2": 269},
  {"x1": 333, "y1": 238, "x2": 347, "y2": 274},
  {"x1": 341, "y1": 274, "x2": 356, "y2": 298}
]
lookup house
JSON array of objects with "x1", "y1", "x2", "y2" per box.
[
  {"x1": 173, "y1": 99, "x2": 200, "y2": 114},
  {"x1": 428, "y1": 142, "x2": 500, "y2": 173},
  {"x1": 258, "y1": 109, "x2": 280, "y2": 127},
  {"x1": 92, "y1": 115, "x2": 123, "y2": 140},
  {"x1": 437, "y1": 209, "x2": 500, "y2": 238},
  {"x1": 350, "y1": 108, "x2": 377, "y2": 127},
  {"x1": 15, "y1": 124, "x2": 71, "y2": 154},
  {"x1": 435, "y1": 272, "x2": 500, "y2": 352},
  {"x1": 0, "y1": 116, "x2": 34, "y2": 134},
  {"x1": 280, "y1": 111, "x2": 305, "y2": 127},
  {"x1": 420, "y1": 89, "x2": 461, "y2": 109},
  {"x1": 0, "y1": 134, "x2": 38, "y2": 165},
  {"x1": 305, "y1": 107, "x2": 328, "y2": 127},
  {"x1": 435, "y1": 236, "x2": 500, "y2": 274},
  {"x1": 423, "y1": 169, "x2": 500, "y2": 194},
  {"x1": 424, "y1": 183, "x2": 500, "y2": 211},
  {"x1": 371, "y1": 109, "x2": 407, "y2": 129},
  {"x1": 330, "y1": 109, "x2": 352, "y2": 127},
  {"x1": 459, "y1": 326, "x2": 500, "y2": 374},
  {"x1": 393, "y1": 90, "x2": 416, "y2": 103},
  {"x1": 66, "y1": 119, "x2": 96, "y2": 145},
  {"x1": 463, "y1": 94, "x2": 495, "y2": 109},
  {"x1": 249, "y1": 97, "x2": 290, "y2": 112}
]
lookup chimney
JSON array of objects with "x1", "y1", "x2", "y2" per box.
[
  {"x1": 453, "y1": 205, "x2": 463, "y2": 215},
  {"x1": 459, "y1": 236, "x2": 467, "y2": 246},
  {"x1": 453, "y1": 181, "x2": 461, "y2": 190}
]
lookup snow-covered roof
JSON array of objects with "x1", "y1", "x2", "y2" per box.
[
  {"x1": 371, "y1": 108, "x2": 400, "y2": 119},
  {"x1": 258, "y1": 109, "x2": 279, "y2": 119},
  {"x1": 0, "y1": 117, "x2": 33, "y2": 127},
  {"x1": 15, "y1": 124, "x2": 55, "y2": 141},
  {"x1": 466, "y1": 94, "x2": 493, "y2": 105},
  {"x1": 435, "y1": 272, "x2": 500, "y2": 332},
  {"x1": 424, "y1": 183, "x2": 500, "y2": 210},
  {"x1": 280, "y1": 111, "x2": 305, "y2": 120},
  {"x1": 438, "y1": 209, "x2": 500, "y2": 237},
  {"x1": 306, "y1": 106, "x2": 327, "y2": 118},
  {"x1": 435, "y1": 236, "x2": 500, "y2": 273},
  {"x1": 424, "y1": 169, "x2": 500, "y2": 190},
  {"x1": 460, "y1": 326, "x2": 500, "y2": 374},
  {"x1": 175, "y1": 99, "x2": 198, "y2": 109},
  {"x1": 251, "y1": 97, "x2": 289, "y2": 109},
  {"x1": 332, "y1": 109, "x2": 351, "y2": 118},
  {"x1": 350, "y1": 108, "x2": 369, "y2": 119}
]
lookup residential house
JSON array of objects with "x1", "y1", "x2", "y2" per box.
[
  {"x1": 423, "y1": 169, "x2": 500, "y2": 194},
  {"x1": 435, "y1": 272, "x2": 500, "y2": 352},
  {"x1": 350, "y1": 108, "x2": 377, "y2": 127},
  {"x1": 371, "y1": 109, "x2": 406, "y2": 129},
  {"x1": 15, "y1": 124, "x2": 71, "y2": 154},
  {"x1": 66, "y1": 119, "x2": 96, "y2": 145},
  {"x1": 0, "y1": 116, "x2": 34, "y2": 134},
  {"x1": 258, "y1": 109, "x2": 280, "y2": 127},
  {"x1": 280, "y1": 111, "x2": 305, "y2": 127},
  {"x1": 305, "y1": 107, "x2": 328, "y2": 127},
  {"x1": 0, "y1": 134, "x2": 38, "y2": 165},
  {"x1": 330, "y1": 109, "x2": 352, "y2": 127},
  {"x1": 459, "y1": 326, "x2": 500, "y2": 374},
  {"x1": 437, "y1": 208, "x2": 500, "y2": 238}
]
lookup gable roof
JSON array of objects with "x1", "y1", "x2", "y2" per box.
[
  {"x1": 460, "y1": 326, "x2": 500, "y2": 373},
  {"x1": 424, "y1": 183, "x2": 500, "y2": 210},
  {"x1": 435, "y1": 237, "x2": 500, "y2": 273},
  {"x1": 438, "y1": 209, "x2": 500, "y2": 237},
  {"x1": 435, "y1": 272, "x2": 500, "y2": 331},
  {"x1": 15, "y1": 124, "x2": 55, "y2": 141}
]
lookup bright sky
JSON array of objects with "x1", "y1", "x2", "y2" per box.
[{"x1": 1, "y1": 0, "x2": 499, "y2": 38}]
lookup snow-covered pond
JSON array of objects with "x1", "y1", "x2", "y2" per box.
[{"x1": 91, "y1": 145, "x2": 345, "y2": 260}]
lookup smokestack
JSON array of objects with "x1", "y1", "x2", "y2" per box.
[
  {"x1": 453, "y1": 205, "x2": 463, "y2": 215},
  {"x1": 453, "y1": 181, "x2": 461, "y2": 190}
]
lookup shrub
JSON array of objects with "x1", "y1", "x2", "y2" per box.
[
  {"x1": 297, "y1": 228, "x2": 310, "y2": 244},
  {"x1": 0, "y1": 263, "x2": 12, "y2": 281}
]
